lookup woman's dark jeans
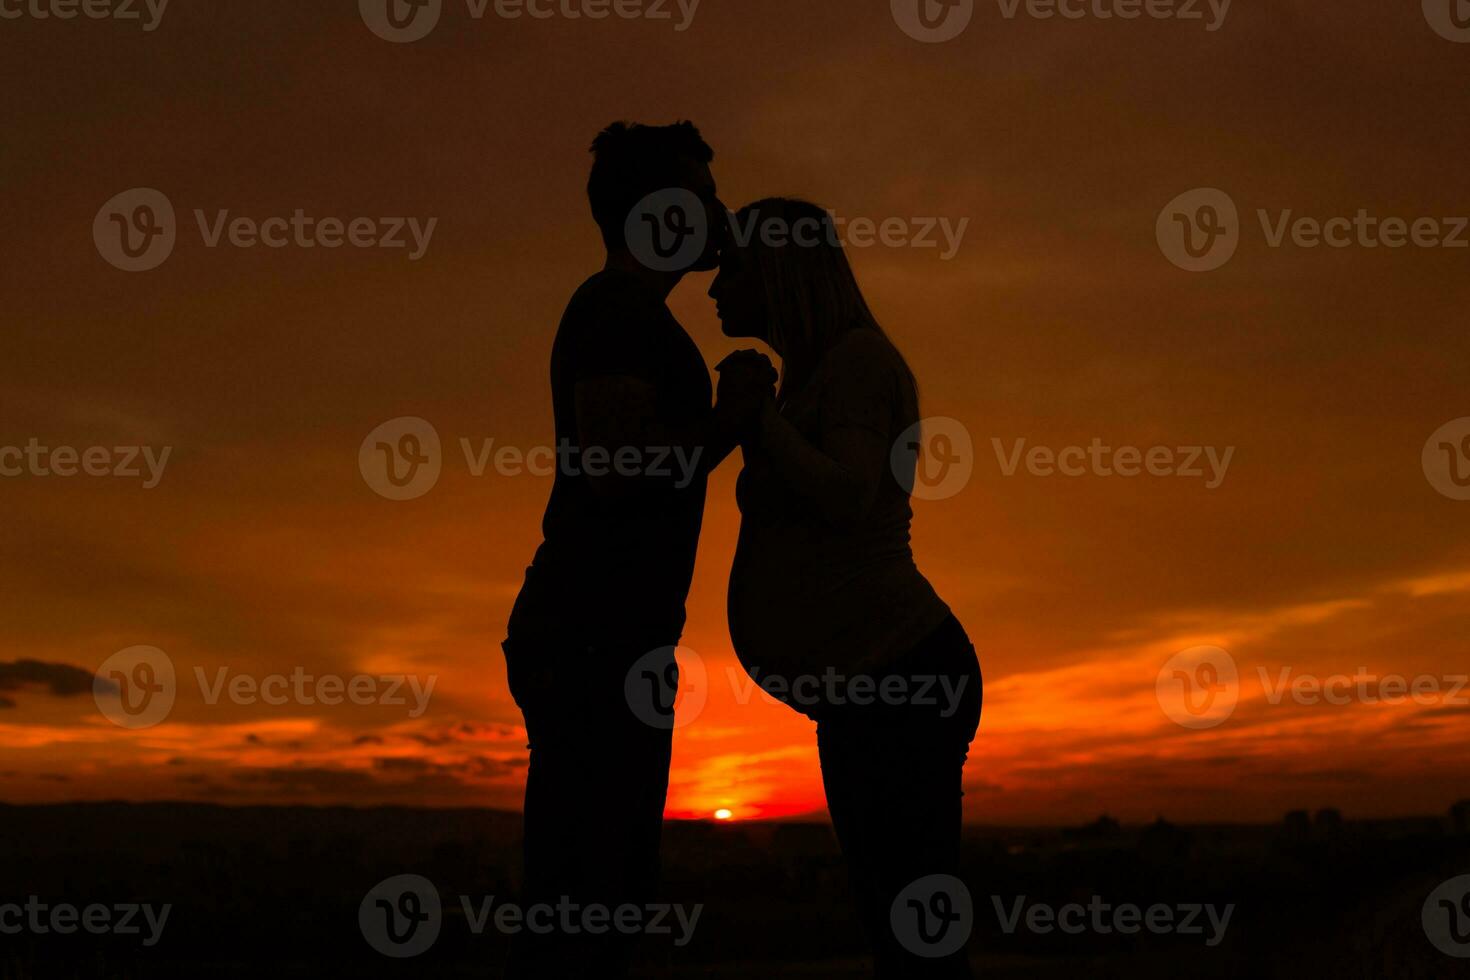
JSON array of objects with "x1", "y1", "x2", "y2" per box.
[{"x1": 813, "y1": 615, "x2": 983, "y2": 979}]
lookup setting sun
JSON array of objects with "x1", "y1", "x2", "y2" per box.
[{"x1": 714, "y1": 808, "x2": 734, "y2": 821}]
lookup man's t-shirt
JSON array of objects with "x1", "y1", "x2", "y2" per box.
[{"x1": 507, "y1": 270, "x2": 713, "y2": 651}]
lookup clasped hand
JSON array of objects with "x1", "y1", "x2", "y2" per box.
[{"x1": 715, "y1": 349, "x2": 777, "y2": 437}]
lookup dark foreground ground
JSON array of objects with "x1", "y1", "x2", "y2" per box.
[{"x1": 0, "y1": 802, "x2": 1466, "y2": 978}]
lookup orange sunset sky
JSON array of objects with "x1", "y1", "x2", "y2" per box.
[{"x1": 2, "y1": 0, "x2": 1468, "y2": 825}]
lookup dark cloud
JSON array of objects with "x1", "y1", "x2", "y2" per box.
[
  {"x1": 411, "y1": 722, "x2": 523, "y2": 746},
  {"x1": 0, "y1": 660, "x2": 99, "y2": 702},
  {"x1": 222, "y1": 757, "x2": 523, "y2": 805},
  {"x1": 374, "y1": 757, "x2": 431, "y2": 774},
  {"x1": 232, "y1": 767, "x2": 384, "y2": 796}
]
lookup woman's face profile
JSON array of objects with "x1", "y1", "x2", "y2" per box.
[{"x1": 709, "y1": 240, "x2": 766, "y2": 341}]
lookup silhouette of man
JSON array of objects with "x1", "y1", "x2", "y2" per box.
[{"x1": 503, "y1": 121, "x2": 772, "y2": 978}]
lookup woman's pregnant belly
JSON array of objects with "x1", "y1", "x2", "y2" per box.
[{"x1": 727, "y1": 519, "x2": 951, "y2": 684}]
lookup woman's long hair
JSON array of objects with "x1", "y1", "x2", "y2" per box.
[{"x1": 733, "y1": 198, "x2": 918, "y2": 407}]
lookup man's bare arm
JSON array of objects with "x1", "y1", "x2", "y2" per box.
[{"x1": 573, "y1": 375, "x2": 743, "y2": 497}]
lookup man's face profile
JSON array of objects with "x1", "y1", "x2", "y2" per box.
[{"x1": 675, "y1": 156, "x2": 726, "y2": 272}]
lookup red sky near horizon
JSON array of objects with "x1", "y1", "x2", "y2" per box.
[{"x1": 3, "y1": 0, "x2": 1469, "y2": 825}]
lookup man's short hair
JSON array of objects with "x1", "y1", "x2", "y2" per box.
[{"x1": 587, "y1": 121, "x2": 714, "y2": 250}]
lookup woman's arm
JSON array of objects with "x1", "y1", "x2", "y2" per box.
[{"x1": 749, "y1": 332, "x2": 896, "y2": 527}]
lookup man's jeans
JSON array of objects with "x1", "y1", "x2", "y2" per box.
[{"x1": 503, "y1": 637, "x2": 675, "y2": 979}]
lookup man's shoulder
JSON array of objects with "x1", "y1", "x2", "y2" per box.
[
  {"x1": 561, "y1": 272, "x2": 693, "y2": 358},
  {"x1": 554, "y1": 271, "x2": 695, "y2": 385},
  {"x1": 565, "y1": 270, "x2": 670, "y2": 325}
]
